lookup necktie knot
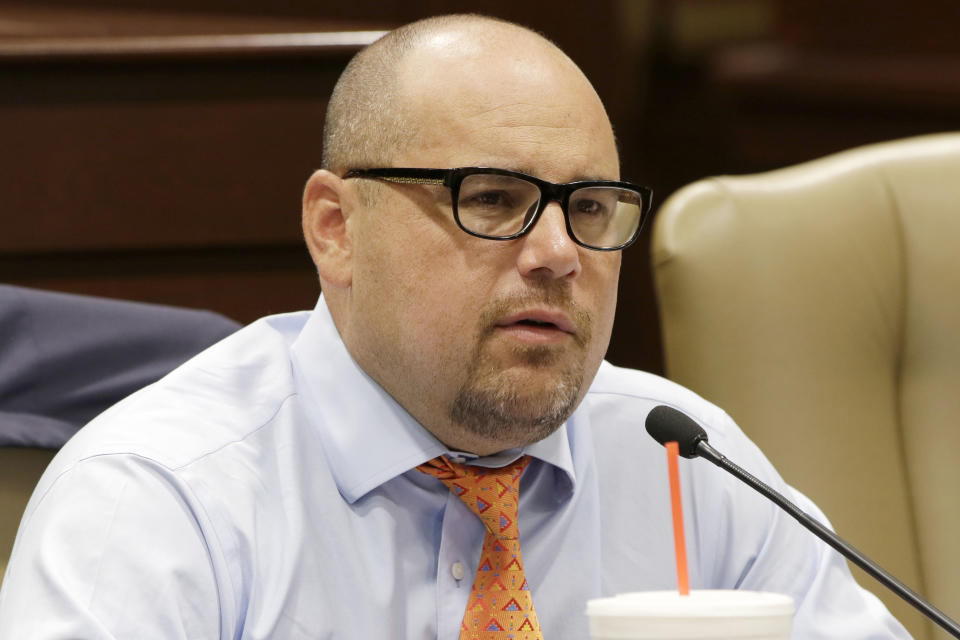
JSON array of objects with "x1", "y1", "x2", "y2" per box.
[{"x1": 417, "y1": 455, "x2": 529, "y2": 540}]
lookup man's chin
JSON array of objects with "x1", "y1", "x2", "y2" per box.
[{"x1": 448, "y1": 364, "x2": 584, "y2": 449}]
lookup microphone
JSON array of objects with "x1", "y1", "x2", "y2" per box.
[{"x1": 645, "y1": 405, "x2": 960, "y2": 639}]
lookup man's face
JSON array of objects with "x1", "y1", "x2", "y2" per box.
[{"x1": 339, "y1": 34, "x2": 622, "y2": 454}]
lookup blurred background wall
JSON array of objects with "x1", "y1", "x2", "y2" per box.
[{"x1": 2, "y1": 0, "x2": 959, "y2": 375}]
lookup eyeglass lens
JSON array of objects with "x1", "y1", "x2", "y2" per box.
[{"x1": 457, "y1": 173, "x2": 642, "y2": 248}]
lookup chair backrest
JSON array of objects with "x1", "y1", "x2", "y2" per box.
[
  {"x1": 0, "y1": 286, "x2": 241, "y2": 588},
  {"x1": 651, "y1": 133, "x2": 960, "y2": 640}
]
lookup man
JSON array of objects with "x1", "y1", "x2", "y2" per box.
[{"x1": 0, "y1": 15, "x2": 909, "y2": 639}]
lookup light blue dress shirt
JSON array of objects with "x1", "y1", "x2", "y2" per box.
[{"x1": 0, "y1": 297, "x2": 909, "y2": 639}]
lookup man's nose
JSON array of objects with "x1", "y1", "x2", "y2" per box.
[{"x1": 516, "y1": 202, "x2": 582, "y2": 280}]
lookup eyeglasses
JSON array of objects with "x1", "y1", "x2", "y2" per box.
[{"x1": 342, "y1": 166, "x2": 653, "y2": 251}]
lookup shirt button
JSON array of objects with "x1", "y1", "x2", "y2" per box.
[{"x1": 451, "y1": 562, "x2": 465, "y2": 581}]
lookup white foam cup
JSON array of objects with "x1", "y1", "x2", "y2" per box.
[{"x1": 586, "y1": 589, "x2": 794, "y2": 639}]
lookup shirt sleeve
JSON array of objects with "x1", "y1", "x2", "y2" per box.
[{"x1": 0, "y1": 454, "x2": 224, "y2": 639}]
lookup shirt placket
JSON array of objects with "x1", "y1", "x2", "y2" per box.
[{"x1": 435, "y1": 488, "x2": 485, "y2": 638}]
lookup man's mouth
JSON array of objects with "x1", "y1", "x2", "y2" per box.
[
  {"x1": 493, "y1": 310, "x2": 576, "y2": 343},
  {"x1": 517, "y1": 319, "x2": 556, "y2": 327}
]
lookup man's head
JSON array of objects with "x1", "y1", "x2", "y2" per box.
[{"x1": 302, "y1": 15, "x2": 628, "y2": 455}]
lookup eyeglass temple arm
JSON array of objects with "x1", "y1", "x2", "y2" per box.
[{"x1": 374, "y1": 176, "x2": 445, "y2": 186}]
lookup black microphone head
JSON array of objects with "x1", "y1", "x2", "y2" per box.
[{"x1": 645, "y1": 405, "x2": 709, "y2": 458}]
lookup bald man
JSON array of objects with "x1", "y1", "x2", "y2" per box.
[{"x1": 0, "y1": 16, "x2": 908, "y2": 639}]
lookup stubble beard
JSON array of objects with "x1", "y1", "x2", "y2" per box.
[{"x1": 449, "y1": 292, "x2": 593, "y2": 448}]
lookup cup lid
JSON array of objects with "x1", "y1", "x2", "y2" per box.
[{"x1": 586, "y1": 590, "x2": 794, "y2": 618}]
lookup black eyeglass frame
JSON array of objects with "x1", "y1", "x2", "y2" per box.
[{"x1": 342, "y1": 166, "x2": 653, "y2": 251}]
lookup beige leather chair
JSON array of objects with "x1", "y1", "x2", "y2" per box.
[
  {"x1": 0, "y1": 449, "x2": 56, "y2": 584},
  {"x1": 652, "y1": 133, "x2": 960, "y2": 640}
]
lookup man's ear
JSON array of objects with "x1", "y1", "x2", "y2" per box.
[{"x1": 302, "y1": 169, "x2": 353, "y2": 289}]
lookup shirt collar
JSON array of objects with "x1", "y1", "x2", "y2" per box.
[{"x1": 289, "y1": 296, "x2": 577, "y2": 503}]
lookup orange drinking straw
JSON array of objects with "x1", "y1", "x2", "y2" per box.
[{"x1": 665, "y1": 441, "x2": 691, "y2": 595}]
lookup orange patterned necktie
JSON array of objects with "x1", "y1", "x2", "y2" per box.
[{"x1": 417, "y1": 455, "x2": 543, "y2": 640}]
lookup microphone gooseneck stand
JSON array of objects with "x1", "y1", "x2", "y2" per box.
[
  {"x1": 645, "y1": 404, "x2": 960, "y2": 639},
  {"x1": 696, "y1": 439, "x2": 960, "y2": 639}
]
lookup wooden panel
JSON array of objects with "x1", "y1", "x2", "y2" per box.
[
  {"x1": 0, "y1": 246, "x2": 320, "y2": 323},
  {"x1": 2, "y1": 62, "x2": 335, "y2": 252},
  {"x1": 0, "y1": 6, "x2": 378, "y2": 324},
  {"x1": 0, "y1": 7, "x2": 383, "y2": 253},
  {"x1": 0, "y1": 5, "x2": 387, "y2": 41},
  {"x1": 779, "y1": 0, "x2": 960, "y2": 54},
  {"x1": 708, "y1": 45, "x2": 960, "y2": 171}
]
